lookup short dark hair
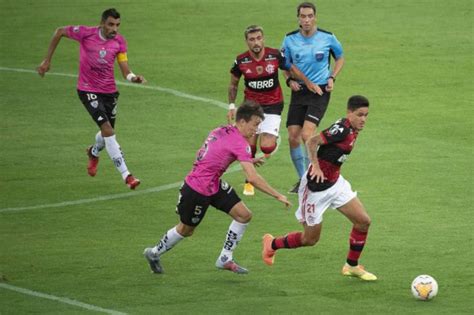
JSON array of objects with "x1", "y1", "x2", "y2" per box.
[
  {"x1": 236, "y1": 100, "x2": 264, "y2": 122},
  {"x1": 101, "y1": 8, "x2": 120, "y2": 21},
  {"x1": 244, "y1": 25, "x2": 264, "y2": 39},
  {"x1": 297, "y1": 2, "x2": 316, "y2": 16},
  {"x1": 347, "y1": 95, "x2": 370, "y2": 111}
]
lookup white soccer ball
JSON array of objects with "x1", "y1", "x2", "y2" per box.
[{"x1": 411, "y1": 275, "x2": 438, "y2": 300}]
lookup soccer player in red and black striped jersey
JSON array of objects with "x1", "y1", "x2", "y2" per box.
[
  {"x1": 227, "y1": 25, "x2": 319, "y2": 196},
  {"x1": 262, "y1": 95, "x2": 377, "y2": 281}
]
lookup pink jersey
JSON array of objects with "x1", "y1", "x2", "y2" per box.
[
  {"x1": 185, "y1": 125, "x2": 253, "y2": 196},
  {"x1": 66, "y1": 25, "x2": 127, "y2": 93}
]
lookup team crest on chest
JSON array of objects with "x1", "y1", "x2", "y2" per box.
[
  {"x1": 265, "y1": 64, "x2": 275, "y2": 74},
  {"x1": 99, "y1": 48, "x2": 107, "y2": 59}
]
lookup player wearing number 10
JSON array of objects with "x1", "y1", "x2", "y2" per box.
[
  {"x1": 144, "y1": 101, "x2": 291, "y2": 275},
  {"x1": 37, "y1": 8, "x2": 145, "y2": 189}
]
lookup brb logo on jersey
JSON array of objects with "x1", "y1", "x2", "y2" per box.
[{"x1": 248, "y1": 78, "x2": 274, "y2": 90}]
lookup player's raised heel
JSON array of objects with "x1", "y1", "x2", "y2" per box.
[
  {"x1": 262, "y1": 233, "x2": 276, "y2": 266},
  {"x1": 143, "y1": 248, "x2": 164, "y2": 274},
  {"x1": 243, "y1": 183, "x2": 255, "y2": 196},
  {"x1": 125, "y1": 174, "x2": 140, "y2": 189},
  {"x1": 86, "y1": 146, "x2": 99, "y2": 177},
  {"x1": 342, "y1": 263, "x2": 377, "y2": 281}
]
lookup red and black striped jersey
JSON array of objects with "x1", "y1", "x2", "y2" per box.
[
  {"x1": 230, "y1": 47, "x2": 290, "y2": 106},
  {"x1": 307, "y1": 118, "x2": 359, "y2": 192}
]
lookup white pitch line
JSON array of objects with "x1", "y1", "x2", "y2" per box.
[
  {"x1": 0, "y1": 283, "x2": 127, "y2": 315},
  {"x1": 0, "y1": 165, "x2": 243, "y2": 213},
  {"x1": 0, "y1": 66, "x2": 228, "y2": 109}
]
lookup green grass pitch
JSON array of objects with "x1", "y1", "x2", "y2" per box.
[{"x1": 0, "y1": 0, "x2": 472, "y2": 314}]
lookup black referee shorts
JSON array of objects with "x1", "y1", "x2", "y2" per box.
[{"x1": 286, "y1": 85, "x2": 331, "y2": 127}]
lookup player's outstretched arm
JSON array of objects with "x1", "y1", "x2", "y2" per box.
[
  {"x1": 240, "y1": 161, "x2": 291, "y2": 208},
  {"x1": 118, "y1": 60, "x2": 147, "y2": 84},
  {"x1": 37, "y1": 27, "x2": 68, "y2": 77}
]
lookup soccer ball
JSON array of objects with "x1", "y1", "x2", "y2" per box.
[{"x1": 411, "y1": 275, "x2": 438, "y2": 300}]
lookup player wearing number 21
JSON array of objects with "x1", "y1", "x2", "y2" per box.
[{"x1": 262, "y1": 95, "x2": 377, "y2": 281}]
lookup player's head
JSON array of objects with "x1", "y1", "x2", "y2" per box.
[
  {"x1": 297, "y1": 2, "x2": 317, "y2": 32},
  {"x1": 236, "y1": 101, "x2": 264, "y2": 139},
  {"x1": 244, "y1": 25, "x2": 264, "y2": 55},
  {"x1": 100, "y1": 8, "x2": 121, "y2": 39},
  {"x1": 346, "y1": 95, "x2": 370, "y2": 131}
]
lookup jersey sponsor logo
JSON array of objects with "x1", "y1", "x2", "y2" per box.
[
  {"x1": 241, "y1": 57, "x2": 252, "y2": 64},
  {"x1": 315, "y1": 51, "x2": 324, "y2": 62},
  {"x1": 265, "y1": 64, "x2": 275, "y2": 74},
  {"x1": 265, "y1": 54, "x2": 276, "y2": 61},
  {"x1": 248, "y1": 78, "x2": 274, "y2": 90},
  {"x1": 246, "y1": 145, "x2": 251, "y2": 154},
  {"x1": 256, "y1": 66, "x2": 264, "y2": 74},
  {"x1": 329, "y1": 124, "x2": 344, "y2": 135},
  {"x1": 73, "y1": 26, "x2": 80, "y2": 33}
]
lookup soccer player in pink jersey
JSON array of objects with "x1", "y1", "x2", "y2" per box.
[
  {"x1": 262, "y1": 95, "x2": 377, "y2": 281},
  {"x1": 144, "y1": 101, "x2": 291, "y2": 274},
  {"x1": 37, "y1": 8, "x2": 145, "y2": 189}
]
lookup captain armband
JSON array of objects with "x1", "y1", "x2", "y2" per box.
[{"x1": 117, "y1": 52, "x2": 128, "y2": 63}]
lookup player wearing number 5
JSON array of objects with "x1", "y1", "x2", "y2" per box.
[
  {"x1": 262, "y1": 96, "x2": 377, "y2": 281},
  {"x1": 144, "y1": 102, "x2": 291, "y2": 275},
  {"x1": 37, "y1": 8, "x2": 145, "y2": 189}
]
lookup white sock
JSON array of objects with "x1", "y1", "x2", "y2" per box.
[
  {"x1": 151, "y1": 227, "x2": 184, "y2": 256},
  {"x1": 91, "y1": 131, "x2": 105, "y2": 157},
  {"x1": 217, "y1": 220, "x2": 248, "y2": 264},
  {"x1": 104, "y1": 135, "x2": 130, "y2": 180}
]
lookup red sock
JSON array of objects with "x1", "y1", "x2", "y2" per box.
[
  {"x1": 260, "y1": 144, "x2": 277, "y2": 156},
  {"x1": 346, "y1": 227, "x2": 368, "y2": 266},
  {"x1": 272, "y1": 232, "x2": 303, "y2": 250}
]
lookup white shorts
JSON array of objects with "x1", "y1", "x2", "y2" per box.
[
  {"x1": 257, "y1": 113, "x2": 281, "y2": 137},
  {"x1": 295, "y1": 173, "x2": 357, "y2": 226}
]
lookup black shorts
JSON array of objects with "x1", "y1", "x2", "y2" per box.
[
  {"x1": 261, "y1": 102, "x2": 284, "y2": 115},
  {"x1": 77, "y1": 90, "x2": 120, "y2": 127},
  {"x1": 286, "y1": 85, "x2": 331, "y2": 127},
  {"x1": 176, "y1": 181, "x2": 241, "y2": 227}
]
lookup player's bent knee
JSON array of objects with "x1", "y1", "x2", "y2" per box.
[
  {"x1": 237, "y1": 210, "x2": 252, "y2": 223},
  {"x1": 355, "y1": 216, "x2": 371, "y2": 232},
  {"x1": 301, "y1": 130, "x2": 313, "y2": 143}
]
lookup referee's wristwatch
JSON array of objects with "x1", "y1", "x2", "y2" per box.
[{"x1": 329, "y1": 75, "x2": 336, "y2": 82}]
